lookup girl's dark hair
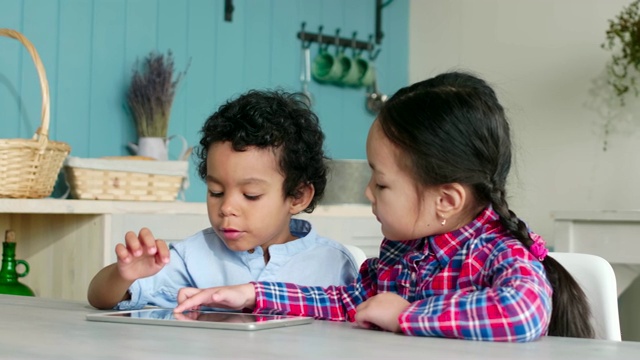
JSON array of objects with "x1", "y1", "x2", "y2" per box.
[
  {"x1": 197, "y1": 90, "x2": 328, "y2": 213},
  {"x1": 377, "y1": 71, "x2": 594, "y2": 338}
]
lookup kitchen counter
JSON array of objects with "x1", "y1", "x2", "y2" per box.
[
  {"x1": 0, "y1": 199, "x2": 379, "y2": 301},
  {"x1": 552, "y1": 210, "x2": 640, "y2": 295},
  {"x1": 0, "y1": 198, "x2": 375, "y2": 215}
]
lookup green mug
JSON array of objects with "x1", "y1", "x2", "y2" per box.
[
  {"x1": 333, "y1": 50, "x2": 353, "y2": 85},
  {"x1": 360, "y1": 61, "x2": 376, "y2": 87},
  {"x1": 341, "y1": 56, "x2": 368, "y2": 87},
  {"x1": 312, "y1": 48, "x2": 344, "y2": 83}
]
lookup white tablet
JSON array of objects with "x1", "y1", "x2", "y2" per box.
[{"x1": 86, "y1": 308, "x2": 313, "y2": 331}]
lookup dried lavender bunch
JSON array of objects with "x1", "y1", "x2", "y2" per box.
[{"x1": 127, "y1": 50, "x2": 188, "y2": 137}]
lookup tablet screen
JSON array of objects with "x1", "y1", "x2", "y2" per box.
[{"x1": 86, "y1": 308, "x2": 313, "y2": 331}]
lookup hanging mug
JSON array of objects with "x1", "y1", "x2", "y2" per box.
[
  {"x1": 341, "y1": 34, "x2": 376, "y2": 87},
  {"x1": 341, "y1": 55, "x2": 368, "y2": 87},
  {"x1": 312, "y1": 46, "x2": 344, "y2": 83},
  {"x1": 359, "y1": 61, "x2": 376, "y2": 88},
  {"x1": 333, "y1": 49, "x2": 352, "y2": 85}
]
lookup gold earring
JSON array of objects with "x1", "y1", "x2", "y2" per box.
[{"x1": 441, "y1": 218, "x2": 447, "y2": 226}]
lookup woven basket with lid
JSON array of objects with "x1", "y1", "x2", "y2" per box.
[{"x1": 0, "y1": 28, "x2": 71, "y2": 198}]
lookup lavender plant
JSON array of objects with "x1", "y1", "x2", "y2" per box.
[{"x1": 127, "y1": 51, "x2": 188, "y2": 137}]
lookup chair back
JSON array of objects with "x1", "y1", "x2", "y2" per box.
[
  {"x1": 344, "y1": 244, "x2": 367, "y2": 269},
  {"x1": 549, "y1": 252, "x2": 621, "y2": 341}
]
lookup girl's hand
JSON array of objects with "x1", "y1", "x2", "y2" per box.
[
  {"x1": 115, "y1": 228, "x2": 170, "y2": 281},
  {"x1": 354, "y1": 293, "x2": 410, "y2": 333},
  {"x1": 174, "y1": 284, "x2": 257, "y2": 313}
]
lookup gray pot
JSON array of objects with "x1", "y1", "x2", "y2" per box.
[{"x1": 320, "y1": 160, "x2": 371, "y2": 205}]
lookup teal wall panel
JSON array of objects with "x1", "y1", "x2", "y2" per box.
[
  {"x1": 158, "y1": 0, "x2": 189, "y2": 157},
  {"x1": 91, "y1": 0, "x2": 127, "y2": 158},
  {"x1": 184, "y1": 0, "x2": 217, "y2": 160},
  {"x1": 0, "y1": 0, "x2": 409, "y2": 202},
  {"x1": 243, "y1": 0, "x2": 271, "y2": 89},
  {"x1": 22, "y1": 0, "x2": 58, "y2": 138},
  {"x1": 0, "y1": 0, "x2": 23, "y2": 139},
  {"x1": 270, "y1": 0, "x2": 298, "y2": 86},
  {"x1": 214, "y1": 0, "x2": 246, "y2": 100},
  {"x1": 55, "y1": 0, "x2": 93, "y2": 156}
]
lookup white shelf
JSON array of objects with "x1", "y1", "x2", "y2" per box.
[
  {"x1": 552, "y1": 210, "x2": 640, "y2": 222},
  {"x1": 553, "y1": 210, "x2": 640, "y2": 296},
  {"x1": 0, "y1": 198, "x2": 208, "y2": 215},
  {"x1": 0, "y1": 198, "x2": 372, "y2": 216}
]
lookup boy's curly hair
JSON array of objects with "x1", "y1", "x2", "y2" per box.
[{"x1": 197, "y1": 90, "x2": 328, "y2": 213}]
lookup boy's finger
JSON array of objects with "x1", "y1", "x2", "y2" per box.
[
  {"x1": 138, "y1": 228, "x2": 158, "y2": 255},
  {"x1": 124, "y1": 231, "x2": 143, "y2": 256},
  {"x1": 115, "y1": 243, "x2": 132, "y2": 263},
  {"x1": 176, "y1": 287, "x2": 201, "y2": 306},
  {"x1": 155, "y1": 240, "x2": 170, "y2": 264},
  {"x1": 175, "y1": 290, "x2": 211, "y2": 312}
]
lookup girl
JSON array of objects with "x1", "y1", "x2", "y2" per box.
[{"x1": 173, "y1": 72, "x2": 594, "y2": 342}]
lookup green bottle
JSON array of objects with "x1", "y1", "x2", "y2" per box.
[{"x1": 0, "y1": 230, "x2": 35, "y2": 296}]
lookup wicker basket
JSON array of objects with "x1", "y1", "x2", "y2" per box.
[
  {"x1": 64, "y1": 157, "x2": 188, "y2": 201},
  {"x1": 0, "y1": 28, "x2": 71, "y2": 198}
]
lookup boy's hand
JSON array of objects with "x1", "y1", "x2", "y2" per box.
[
  {"x1": 354, "y1": 292, "x2": 410, "y2": 333},
  {"x1": 174, "y1": 284, "x2": 256, "y2": 313},
  {"x1": 115, "y1": 228, "x2": 170, "y2": 281}
]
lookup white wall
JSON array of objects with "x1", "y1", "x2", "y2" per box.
[{"x1": 409, "y1": 0, "x2": 640, "y2": 341}]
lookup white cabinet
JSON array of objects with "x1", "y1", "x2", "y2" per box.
[
  {"x1": 107, "y1": 213, "x2": 211, "y2": 264},
  {"x1": 295, "y1": 205, "x2": 382, "y2": 258},
  {"x1": 553, "y1": 210, "x2": 640, "y2": 295},
  {"x1": 106, "y1": 206, "x2": 383, "y2": 263},
  {"x1": 0, "y1": 199, "x2": 209, "y2": 301},
  {"x1": 0, "y1": 200, "x2": 380, "y2": 301},
  {"x1": 552, "y1": 210, "x2": 640, "y2": 341}
]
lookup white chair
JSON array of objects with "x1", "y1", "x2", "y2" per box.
[
  {"x1": 344, "y1": 244, "x2": 367, "y2": 269},
  {"x1": 549, "y1": 252, "x2": 621, "y2": 341}
]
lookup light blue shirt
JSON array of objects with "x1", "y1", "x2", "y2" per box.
[{"x1": 116, "y1": 218, "x2": 358, "y2": 309}]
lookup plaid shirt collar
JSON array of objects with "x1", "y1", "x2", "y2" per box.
[{"x1": 427, "y1": 206, "x2": 499, "y2": 268}]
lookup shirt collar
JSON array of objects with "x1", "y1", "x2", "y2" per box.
[
  {"x1": 241, "y1": 218, "x2": 317, "y2": 258},
  {"x1": 427, "y1": 205, "x2": 499, "y2": 267}
]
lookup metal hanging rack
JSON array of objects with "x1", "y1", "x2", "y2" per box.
[
  {"x1": 296, "y1": 0, "x2": 391, "y2": 58},
  {"x1": 298, "y1": 23, "x2": 373, "y2": 51},
  {"x1": 297, "y1": 23, "x2": 381, "y2": 61},
  {"x1": 375, "y1": 0, "x2": 385, "y2": 45},
  {"x1": 224, "y1": 0, "x2": 234, "y2": 22}
]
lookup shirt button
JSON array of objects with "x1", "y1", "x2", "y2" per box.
[{"x1": 248, "y1": 249, "x2": 255, "y2": 254}]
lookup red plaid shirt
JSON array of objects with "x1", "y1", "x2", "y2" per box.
[{"x1": 252, "y1": 207, "x2": 552, "y2": 342}]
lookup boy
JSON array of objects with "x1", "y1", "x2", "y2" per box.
[{"x1": 87, "y1": 90, "x2": 358, "y2": 310}]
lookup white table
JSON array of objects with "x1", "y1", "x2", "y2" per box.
[{"x1": 1, "y1": 295, "x2": 639, "y2": 359}]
